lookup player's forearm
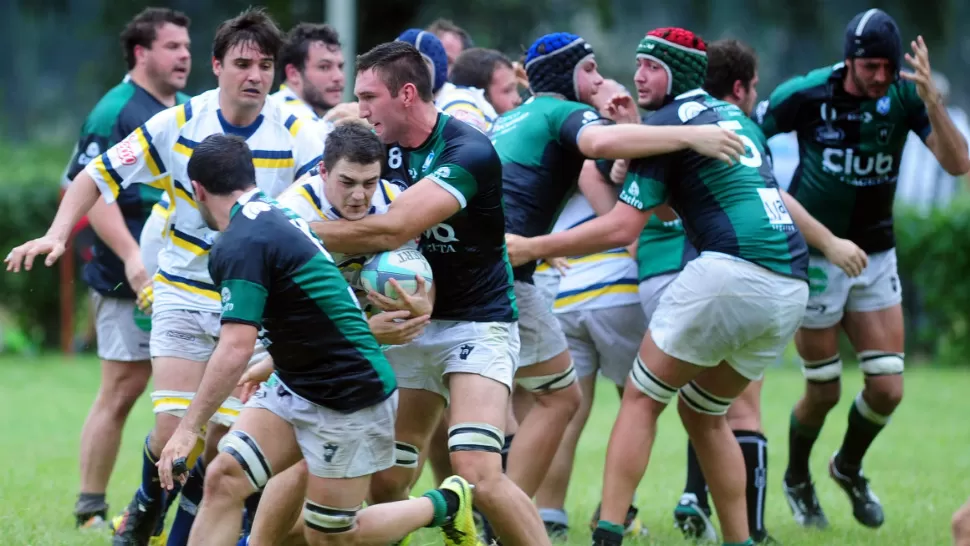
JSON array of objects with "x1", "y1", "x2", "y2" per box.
[
  {"x1": 579, "y1": 125, "x2": 692, "y2": 159},
  {"x1": 180, "y1": 342, "x2": 252, "y2": 434},
  {"x1": 926, "y1": 101, "x2": 970, "y2": 175},
  {"x1": 530, "y1": 211, "x2": 640, "y2": 261},
  {"x1": 578, "y1": 161, "x2": 618, "y2": 216},
  {"x1": 312, "y1": 214, "x2": 412, "y2": 254},
  {"x1": 88, "y1": 199, "x2": 140, "y2": 263},
  {"x1": 780, "y1": 190, "x2": 837, "y2": 252},
  {"x1": 48, "y1": 172, "x2": 103, "y2": 243}
]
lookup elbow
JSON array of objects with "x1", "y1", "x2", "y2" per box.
[
  {"x1": 611, "y1": 222, "x2": 640, "y2": 249},
  {"x1": 579, "y1": 128, "x2": 610, "y2": 159},
  {"x1": 946, "y1": 155, "x2": 970, "y2": 177}
]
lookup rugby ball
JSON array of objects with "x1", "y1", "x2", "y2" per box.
[{"x1": 359, "y1": 248, "x2": 434, "y2": 299}]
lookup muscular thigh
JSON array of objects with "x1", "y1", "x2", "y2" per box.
[
  {"x1": 222, "y1": 404, "x2": 303, "y2": 492},
  {"x1": 843, "y1": 306, "x2": 904, "y2": 353}
]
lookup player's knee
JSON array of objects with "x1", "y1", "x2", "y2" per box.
[
  {"x1": 215, "y1": 429, "x2": 273, "y2": 494},
  {"x1": 101, "y1": 365, "x2": 150, "y2": 417},
  {"x1": 863, "y1": 382, "x2": 904, "y2": 414},
  {"x1": 203, "y1": 452, "x2": 253, "y2": 503},
  {"x1": 805, "y1": 377, "x2": 842, "y2": 412},
  {"x1": 534, "y1": 379, "x2": 582, "y2": 417},
  {"x1": 628, "y1": 355, "x2": 678, "y2": 407},
  {"x1": 369, "y1": 465, "x2": 411, "y2": 504},
  {"x1": 448, "y1": 422, "x2": 505, "y2": 484},
  {"x1": 303, "y1": 500, "x2": 359, "y2": 546},
  {"x1": 516, "y1": 360, "x2": 579, "y2": 400},
  {"x1": 677, "y1": 381, "x2": 734, "y2": 425}
]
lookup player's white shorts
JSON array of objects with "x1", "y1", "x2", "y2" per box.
[
  {"x1": 150, "y1": 309, "x2": 222, "y2": 362},
  {"x1": 514, "y1": 281, "x2": 569, "y2": 368},
  {"x1": 533, "y1": 274, "x2": 560, "y2": 309},
  {"x1": 90, "y1": 289, "x2": 151, "y2": 362},
  {"x1": 650, "y1": 252, "x2": 808, "y2": 381},
  {"x1": 638, "y1": 272, "x2": 679, "y2": 324},
  {"x1": 557, "y1": 303, "x2": 646, "y2": 386},
  {"x1": 246, "y1": 374, "x2": 397, "y2": 478},
  {"x1": 802, "y1": 248, "x2": 902, "y2": 329},
  {"x1": 140, "y1": 211, "x2": 166, "y2": 278},
  {"x1": 384, "y1": 320, "x2": 519, "y2": 403}
]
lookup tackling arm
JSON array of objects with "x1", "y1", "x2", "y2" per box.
[
  {"x1": 576, "y1": 123, "x2": 744, "y2": 161},
  {"x1": 924, "y1": 102, "x2": 970, "y2": 176},
  {"x1": 312, "y1": 179, "x2": 460, "y2": 254},
  {"x1": 578, "y1": 160, "x2": 620, "y2": 216}
]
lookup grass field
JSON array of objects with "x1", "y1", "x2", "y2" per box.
[{"x1": 1, "y1": 355, "x2": 967, "y2": 546}]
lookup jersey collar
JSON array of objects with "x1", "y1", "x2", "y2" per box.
[
  {"x1": 403, "y1": 112, "x2": 444, "y2": 152},
  {"x1": 229, "y1": 188, "x2": 264, "y2": 219},
  {"x1": 675, "y1": 88, "x2": 708, "y2": 100}
]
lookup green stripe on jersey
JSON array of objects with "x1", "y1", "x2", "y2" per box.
[{"x1": 220, "y1": 279, "x2": 268, "y2": 326}]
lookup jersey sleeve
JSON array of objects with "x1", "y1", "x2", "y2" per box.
[
  {"x1": 553, "y1": 102, "x2": 611, "y2": 155},
  {"x1": 441, "y1": 98, "x2": 491, "y2": 133},
  {"x1": 427, "y1": 135, "x2": 501, "y2": 209},
  {"x1": 899, "y1": 81, "x2": 932, "y2": 142},
  {"x1": 83, "y1": 106, "x2": 176, "y2": 204},
  {"x1": 287, "y1": 115, "x2": 325, "y2": 179},
  {"x1": 754, "y1": 76, "x2": 806, "y2": 138},
  {"x1": 619, "y1": 157, "x2": 667, "y2": 211},
  {"x1": 209, "y1": 235, "x2": 270, "y2": 328},
  {"x1": 277, "y1": 180, "x2": 326, "y2": 222}
]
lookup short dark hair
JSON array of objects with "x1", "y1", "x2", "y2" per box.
[
  {"x1": 279, "y1": 23, "x2": 341, "y2": 76},
  {"x1": 426, "y1": 18, "x2": 474, "y2": 50},
  {"x1": 323, "y1": 123, "x2": 386, "y2": 172},
  {"x1": 704, "y1": 39, "x2": 758, "y2": 100},
  {"x1": 212, "y1": 7, "x2": 283, "y2": 63},
  {"x1": 120, "y1": 8, "x2": 190, "y2": 71},
  {"x1": 356, "y1": 42, "x2": 433, "y2": 102},
  {"x1": 187, "y1": 134, "x2": 255, "y2": 195},
  {"x1": 450, "y1": 48, "x2": 513, "y2": 93}
]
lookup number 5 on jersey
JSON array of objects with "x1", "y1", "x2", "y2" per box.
[{"x1": 717, "y1": 120, "x2": 762, "y2": 168}]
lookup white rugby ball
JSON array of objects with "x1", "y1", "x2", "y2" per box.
[{"x1": 359, "y1": 247, "x2": 434, "y2": 299}]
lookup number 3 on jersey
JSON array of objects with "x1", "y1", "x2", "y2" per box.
[{"x1": 717, "y1": 120, "x2": 762, "y2": 168}]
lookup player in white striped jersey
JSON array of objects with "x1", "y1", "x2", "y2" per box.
[
  {"x1": 271, "y1": 22, "x2": 347, "y2": 141},
  {"x1": 6, "y1": 9, "x2": 323, "y2": 546}
]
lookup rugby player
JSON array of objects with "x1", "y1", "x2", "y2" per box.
[
  {"x1": 489, "y1": 31, "x2": 745, "y2": 512},
  {"x1": 66, "y1": 7, "x2": 191, "y2": 531},
  {"x1": 449, "y1": 48, "x2": 523, "y2": 116},
  {"x1": 272, "y1": 23, "x2": 346, "y2": 134},
  {"x1": 310, "y1": 40, "x2": 550, "y2": 546},
  {"x1": 5, "y1": 9, "x2": 324, "y2": 546},
  {"x1": 151, "y1": 133, "x2": 475, "y2": 546},
  {"x1": 396, "y1": 29, "x2": 497, "y2": 133},
  {"x1": 530, "y1": 78, "x2": 648, "y2": 541},
  {"x1": 504, "y1": 27, "x2": 866, "y2": 546},
  {"x1": 427, "y1": 18, "x2": 474, "y2": 69},
  {"x1": 755, "y1": 8, "x2": 970, "y2": 529}
]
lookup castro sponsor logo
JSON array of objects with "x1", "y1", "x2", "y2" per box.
[
  {"x1": 821, "y1": 148, "x2": 894, "y2": 184},
  {"x1": 423, "y1": 222, "x2": 459, "y2": 253},
  {"x1": 221, "y1": 287, "x2": 234, "y2": 313},
  {"x1": 619, "y1": 181, "x2": 643, "y2": 209},
  {"x1": 116, "y1": 133, "x2": 140, "y2": 166}
]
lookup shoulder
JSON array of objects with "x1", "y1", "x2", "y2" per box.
[
  {"x1": 644, "y1": 100, "x2": 691, "y2": 126},
  {"x1": 83, "y1": 81, "x2": 137, "y2": 134},
  {"x1": 768, "y1": 65, "x2": 834, "y2": 106},
  {"x1": 440, "y1": 116, "x2": 500, "y2": 166}
]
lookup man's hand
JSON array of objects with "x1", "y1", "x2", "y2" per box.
[
  {"x1": 367, "y1": 275, "x2": 433, "y2": 317},
  {"x1": 369, "y1": 310, "x2": 430, "y2": 345},
  {"x1": 820, "y1": 236, "x2": 868, "y2": 278},
  {"x1": 157, "y1": 427, "x2": 203, "y2": 491},
  {"x1": 900, "y1": 36, "x2": 941, "y2": 105},
  {"x1": 544, "y1": 256, "x2": 570, "y2": 276},
  {"x1": 505, "y1": 234, "x2": 538, "y2": 267},
  {"x1": 606, "y1": 94, "x2": 642, "y2": 125},
  {"x1": 124, "y1": 252, "x2": 150, "y2": 293},
  {"x1": 5, "y1": 235, "x2": 67, "y2": 272},
  {"x1": 610, "y1": 159, "x2": 629, "y2": 185},
  {"x1": 512, "y1": 62, "x2": 529, "y2": 89},
  {"x1": 136, "y1": 285, "x2": 154, "y2": 314},
  {"x1": 687, "y1": 126, "x2": 746, "y2": 165},
  {"x1": 238, "y1": 358, "x2": 275, "y2": 404}
]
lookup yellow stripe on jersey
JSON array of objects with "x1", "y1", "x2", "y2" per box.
[
  {"x1": 554, "y1": 283, "x2": 638, "y2": 309},
  {"x1": 535, "y1": 250, "x2": 631, "y2": 272},
  {"x1": 175, "y1": 103, "x2": 193, "y2": 129},
  {"x1": 169, "y1": 229, "x2": 211, "y2": 257},
  {"x1": 174, "y1": 181, "x2": 198, "y2": 209},
  {"x1": 154, "y1": 271, "x2": 220, "y2": 301},
  {"x1": 284, "y1": 114, "x2": 304, "y2": 137},
  {"x1": 252, "y1": 157, "x2": 296, "y2": 169},
  {"x1": 133, "y1": 127, "x2": 162, "y2": 177},
  {"x1": 296, "y1": 184, "x2": 326, "y2": 218},
  {"x1": 381, "y1": 180, "x2": 401, "y2": 202},
  {"x1": 91, "y1": 155, "x2": 122, "y2": 200}
]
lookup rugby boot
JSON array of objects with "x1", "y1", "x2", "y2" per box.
[
  {"x1": 439, "y1": 476, "x2": 478, "y2": 546},
  {"x1": 589, "y1": 503, "x2": 648, "y2": 537},
  {"x1": 782, "y1": 476, "x2": 829, "y2": 529},
  {"x1": 829, "y1": 453, "x2": 885, "y2": 528},
  {"x1": 110, "y1": 489, "x2": 163, "y2": 546},
  {"x1": 544, "y1": 520, "x2": 569, "y2": 542},
  {"x1": 673, "y1": 493, "x2": 718, "y2": 542},
  {"x1": 76, "y1": 509, "x2": 108, "y2": 530}
]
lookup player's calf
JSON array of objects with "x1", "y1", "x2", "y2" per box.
[{"x1": 952, "y1": 498, "x2": 970, "y2": 546}]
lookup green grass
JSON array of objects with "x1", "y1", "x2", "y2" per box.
[{"x1": 0, "y1": 355, "x2": 967, "y2": 545}]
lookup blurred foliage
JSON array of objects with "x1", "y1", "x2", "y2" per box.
[{"x1": 896, "y1": 195, "x2": 970, "y2": 363}]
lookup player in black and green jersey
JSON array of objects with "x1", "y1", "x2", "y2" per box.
[
  {"x1": 67, "y1": 7, "x2": 191, "y2": 530},
  {"x1": 756, "y1": 9, "x2": 970, "y2": 530},
  {"x1": 310, "y1": 41, "x2": 551, "y2": 546},
  {"x1": 490, "y1": 33, "x2": 747, "y2": 524},
  {"x1": 153, "y1": 134, "x2": 478, "y2": 546},
  {"x1": 506, "y1": 28, "x2": 863, "y2": 546}
]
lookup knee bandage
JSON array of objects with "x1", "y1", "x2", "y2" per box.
[
  {"x1": 679, "y1": 381, "x2": 733, "y2": 416},
  {"x1": 395, "y1": 441, "x2": 419, "y2": 469},
  {"x1": 151, "y1": 390, "x2": 243, "y2": 427},
  {"x1": 858, "y1": 351, "x2": 904, "y2": 376},
  {"x1": 303, "y1": 500, "x2": 358, "y2": 534},
  {"x1": 629, "y1": 355, "x2": 677, "y2": 404},
  {"x1": 448, "y1": 422, "x2": 504, "y2": 453},
  {"x1": 516, "y1": 362, "x2": 578, "y2": 394},
  {"x1": 801, "y1": 356, "x2": 843, "y2": 383},
  {"x1": 218, "y1": 430, "x2": 272, "y2": 491}
]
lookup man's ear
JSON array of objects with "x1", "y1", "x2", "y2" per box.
[
  {"x1": 191, "y1": 180, "x2": 205, "y2": 202},
  {"x1": 732, "y1": 79, "x2": 745, "y2": 102}
]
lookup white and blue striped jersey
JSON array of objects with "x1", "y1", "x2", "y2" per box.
[
  {"x1": 534, "y1": 191, "x2": 639, "y2": 313},
  {"x1": 86, "y1": 88, "x2": 324, "y2": 315},
  {"x1": 435, "y1": 82, "x2": 497, "y2": 134},
  {"x1": 271, "y1": 85, "x2": 336, "y2": 142}
]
